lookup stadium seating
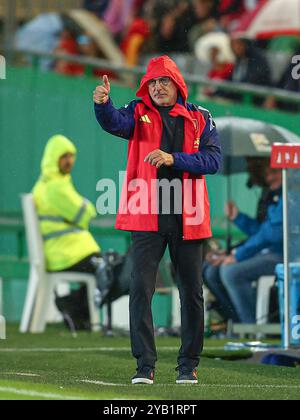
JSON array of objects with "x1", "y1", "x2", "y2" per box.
[{"x1": 0, "y1": 0, "x2": 81, "y2": 21}]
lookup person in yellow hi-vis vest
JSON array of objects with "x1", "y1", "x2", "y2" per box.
[{"x1": 33, "y1": 134, "x2": 127, "y2": 307}]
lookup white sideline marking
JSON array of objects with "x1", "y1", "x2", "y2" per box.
[
  {"x1": 2, "y1": 372, "x2": 41, "y2": 377},
  {"x1": 79, "y1": 380, "x2": 300, "y2": 389},
  {"x1": 0, "y1": 347, "x2": 131, "y2": 353},
  {"x1": 0, "y1": 346, "x2": 223, "y2": 353},
  {"x1": 199, "y1": 384, "x2": 300, "y2": 389},
  {"x1": 80, "y1": 380, "x2": 127, "y2": 387},
  {"x1": 0, "y1": 387, "x2": 87, "y2": 400},
  {"x1": 0, "y1": 383, "x2": 298, "y2": 401}
]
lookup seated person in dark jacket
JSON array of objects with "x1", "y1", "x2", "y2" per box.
[
  {"x1": 203, "y1": 166, "x2": 283, "y2": 324},
  {"x1": 83, "y1": 0, "x2": 109, "y2": 18},
  {"x1": 230, "y1": 37, "x2": 271, "y2": 86},
  {"x1": 218, "y1": 36, "x2": 272, "y2": 103},
  {"x1": 264, "y1": 49, "x2": 300, "y2": 112}
]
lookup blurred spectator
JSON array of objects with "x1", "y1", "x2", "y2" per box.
[
  {"x1": 55, "y1": 32, "x2": 119, "y2": 79},
  {"x1": 188, "y1": 0, "x2": 219, "y2": 49},
  {"x1": 230, "y1": 37, "x2": 271, "y2": 86},
  {"x1": 104, "y1": 0, "x2": 137, "y2": 41},
  {"x1": 217, "y1": 0, "x2": 246, "y2": 30},
  {"x1": 264, "y1": 50, "x2": 300, "y2": 112},
  {"x1": 209, "y1": 36, "x2": 273, "y2": 103},
  {"x1": 77, "y1": 34, "x2": 98, "y2": 57},
  {"x1": 54, "y1": 29, "x2": 85, "y2": 76},
  {"x1": 83, "y1": 0, "x2": 110, "y2": 18},
  {"x1": 77, "y1": 34, "x2": 110, "y2": 78},
  {"x1": 202, "y1": 45, "x2": 234, "y2": 97},
  {"x1": 120, "y1": 10, "x2": 151, "y2": 66},
  {"x1": 203, "y1": 156, "x2": 269, "y2": 322},
  {"x1": 153, "y1": 0, "x2": 198, "y2": 53},
  {"x1": 15, "y1": 13, "x2": 63, "y2": 70},
  {"x1": 208, "y1": 47, "x2": 234, "y2": 81},
  {"x1": 203, "y1": 166, "x2": 283, "y2": 324}
]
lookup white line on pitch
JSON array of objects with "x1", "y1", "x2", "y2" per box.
[
  {"x1": 0, "y1": 387, "x2": 88, "y2": 400},
  {"x1": 198, "y1": 384, "x2": 300, "y2": 389},
  {"x1": 1, "y1": 372, "x2": 41, "y2": 377},
  {"x1": 0, "y1": 347, "x2": 130, "y2": 353},
  {"x1": 0, "y1": 346, "x2": 223, "y2": 353},
  {"x1": 79, "y1": 380, "x2": 300, "y2": 389},
  {"x1": 80, "y1": 380, "x2": 127, "y2": 387}
]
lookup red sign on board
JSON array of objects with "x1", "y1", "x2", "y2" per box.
[{"x1": 271, "y1": 144, "x2": 300, "y2": 169}]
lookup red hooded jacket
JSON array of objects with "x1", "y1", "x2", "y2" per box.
[{"x1": 95, "y1": 56, "x2": 221, "y2": 240}]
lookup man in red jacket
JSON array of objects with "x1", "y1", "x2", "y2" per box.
[{"x1": 93, "y1": 56, "x2": 221, "y2": 385}]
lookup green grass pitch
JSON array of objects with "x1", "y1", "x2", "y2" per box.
[{"x1": 0, "y1": 325, "x2": 299, "y2": 400}]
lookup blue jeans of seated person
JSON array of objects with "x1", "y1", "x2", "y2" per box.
[
  {"x1": 203, "y1": 262, "x2": 239, "y2": 323},
  {"x1": 204, "y1": 252, "x2": 283, "y2": 324}
]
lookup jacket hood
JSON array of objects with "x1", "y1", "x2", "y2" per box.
[
  {"x1": 41, "y1": 134, "x2": 77, "y2": 178},
  {"x1": 136, "y1": 55, "x2": 188, "y2": 103}
]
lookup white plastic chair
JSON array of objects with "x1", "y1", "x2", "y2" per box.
[
  {"x1": 256, "y1": 275, "x2": 276, "y2": 326},
  {"x1": 20, "y1": 194, "x2": 100, "y2": 333}
]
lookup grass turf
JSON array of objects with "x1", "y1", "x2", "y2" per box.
[{"x1": 0, "y1": 325, "x2": 300, "y2": 400}]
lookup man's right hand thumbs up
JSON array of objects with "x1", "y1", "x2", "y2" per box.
[{"x1": 93, "y1": 75, "x2": 111, "y2": 105}]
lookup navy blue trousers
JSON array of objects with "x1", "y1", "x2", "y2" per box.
[{"x1": 130, "y1": 229, "x2": 204, "y2": 370}]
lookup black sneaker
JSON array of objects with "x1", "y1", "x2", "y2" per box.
[
  {"x1": 132, "y1": 367, "x2": 155, "y2": 385},
  {"x1": 176, "y1": 367, "x2": 198, "y2": 384}
]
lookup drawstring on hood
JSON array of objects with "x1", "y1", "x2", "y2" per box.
[
  {"x1": 136, "y1": 56, "x2": 188, "y2": 104},
  {"x1": 41, "y1": 135, "x2": 77, "y2": 179}
]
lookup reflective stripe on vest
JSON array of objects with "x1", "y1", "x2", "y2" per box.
[
  {"x1": 39, "y1": 216, "x2": 66, "y2": 223},
  {"x1": 72, "y1": 199, "x2": 88, "y2": 225},
  {"x1": 43, "y1": 228, "x2": 83, "y2": 241},
  {"x1": 39, "y1": 199, "x2": 89, "y2": 227}
]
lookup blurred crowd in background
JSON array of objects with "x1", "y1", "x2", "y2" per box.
[{"x1": 12, "y1": 0, "x2": 300, "y2": 111}]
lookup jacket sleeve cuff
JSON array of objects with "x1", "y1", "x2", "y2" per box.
[
  {"x1": 94, "y1": 97, "x2": 113, "y2": 111},
  {"x1": 235, "y1": 246, "x2": 250, "y2": 262},
  {"x1": 172, "y1": 153, "x2": 183, "y2": 170},
  {"x1": 234, "y1": 247, "x2": 243, "y2": 262},
  {"x1": 232, "y1": 213, "x2": 243, "y2": 230}
]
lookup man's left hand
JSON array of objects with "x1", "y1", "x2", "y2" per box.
[
  {"x1": 222, "y1": 254, "x2": 237, "y2": 266},
  {"x1": 144, "y1": 149, "x2": 174, "y2": 168}
]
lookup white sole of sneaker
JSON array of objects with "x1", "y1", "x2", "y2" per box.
[
  {"x1": 176, "y1": 380, "x2": 198, "y2": 384},
  {"x1": 132, "y1": 378, "x2": 154, "y2": 385}
]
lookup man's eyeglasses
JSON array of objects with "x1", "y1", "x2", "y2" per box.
[{"x1": 148, "y1": 77, "x2": 171, "y2": 88}]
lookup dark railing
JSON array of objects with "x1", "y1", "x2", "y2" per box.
[{"x1": 10, "y1": 48, "x2": 300, "y2": 109}]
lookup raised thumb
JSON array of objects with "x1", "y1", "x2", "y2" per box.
[{"x1": 103, "y1": 75, "x2": 110, "y2": 90}]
